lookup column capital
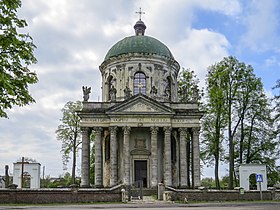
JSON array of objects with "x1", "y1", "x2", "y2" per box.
[
  {"x1": 192, "y1": 127, "x2": 200, "y2": 136},
  {"x1": 109, "y1": 126, "x2": 118, "y2": 134},
  {"x1": 163, "y1": 126, "x2": 172, "y2": 132},
  {"x1": 81, "y1": 127, "x2": 91, "y2": 134},
  {"x1": 179, "y1": 127, "x2": 188, "y2": 135},
  {"x1": 93, "y1": 127, "x2": 102, "y2": 132},
  {"x1": 122, "y1": 126, "x2": 131, "y2": 134},
  {"x1": 150, "y1": 126, "x2": 159, "y2": 134}
]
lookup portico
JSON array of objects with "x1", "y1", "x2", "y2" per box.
[{"x1": 79, "y1": 94, "x2": 202, "y2": 188}]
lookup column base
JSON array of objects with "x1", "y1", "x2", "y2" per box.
[
  {"x1": 94, "y1": 184, "x2": 104, "y2": 188},
  {"x1": 80, "y1": 184, "x2": 90, "y2": 188},
  {"x1": 179, "y1": 185, "x2": 188, "y2": 189}
]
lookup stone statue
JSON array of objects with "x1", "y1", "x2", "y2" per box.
[
  {"x1": 124, "y1": 86, "x2": 132, "y2": 99},
  {"x1": 192, "y1": 85, "x2": 199, "y2": 102},
  {"x1": 164, "y1": 85, "x2": 171, "y2": 100},
  {"x1": 150, "y1": 85, "x2": 157, "y2": 97},
  {"x1": 82, "y1": 86, "x2": 91, "y2": 102},
  {"x1": 109, "y1": 85, "x2": 117, "y2": 101}
]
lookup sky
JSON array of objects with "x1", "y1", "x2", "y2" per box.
[{"x1": 1, "y1": 0, "x2": 280, "y2": 178}]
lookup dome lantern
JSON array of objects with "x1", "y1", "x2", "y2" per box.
[
  {"x1": 134, "y1": 20, "x2": 146, "y2": 36},
  {"x1": 134, "y1": 8, "x2": 146, "y2": 35}
]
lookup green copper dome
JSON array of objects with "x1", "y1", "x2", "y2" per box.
[{"x1": 104, "y1": 35, "x2": 174, "y2": 61}]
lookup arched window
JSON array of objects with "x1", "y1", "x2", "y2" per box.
[{"x1": 133, "y1": 72, "x2": 146, "y2": 95}]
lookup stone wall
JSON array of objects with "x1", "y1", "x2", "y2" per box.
[
  {"x1": 0, "y1": 188, "x2": 279, "y2": 204},
  {"x1": 0, "y1": 188, "x2": 121, "y2": 204},
  {"x1": 165, "y1": 189, "x2": 280, "y2": 202}
]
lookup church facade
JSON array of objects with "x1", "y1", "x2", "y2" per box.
[{"x1": 78, "y1": 18, "x2": 203, "y2": 189}]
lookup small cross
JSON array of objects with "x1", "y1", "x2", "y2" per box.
[{"x1": 136, "y1": 7, "x2": 145, "y2": 20}]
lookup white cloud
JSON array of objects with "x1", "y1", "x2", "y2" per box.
[
  {"x1": 240, "y1": 0, "x2": 280, "y2": 52},
  {"x1": 196, "y1": 0, "x2": 242, "y2": 16},
  {"x1": 173, "y1": 28, "x2": 230, "y2": 86},
  {"x1": 265, "y1": 56, "x2": 280, "y2": 68}
]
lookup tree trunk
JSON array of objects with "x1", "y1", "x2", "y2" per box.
[
  {"x1": 72, "y1": 137, "x2": 77, "y2": 184},
  {"x1": 214, "y1": 112, "x2": 221, "y2": 189},
  {"x1": 214, "y1": 154, "x2": 220, "y2": 189},
  {"x1": 246, "y1": 115, "x2": 256, "y2": 163},
  {"x1": 228, "y1": 102, "x2": 234, "y2": 189},
  {"x1": 239, "y1": 118, "x2": 244, "y2": 164}
]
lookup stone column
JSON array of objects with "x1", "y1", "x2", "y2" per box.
[
  {"x1": 122, "y1": 126, "x2": 131, "y2": 186},
  {"x1": 150, "y1": 126, "x2": 159, "y2": 188},
  {"x1": 192, "y1": 127, "x2": 201, "y2": 187},
  {"x1": 81, "y1": 127, "x2": 91, "y2": 187},
  {"x1": 164, "y1": 126, "x2": 172, "y2": 186},
  {"x1": 94, "y1": 127, "x2": 103, "y2": 187},
  {"x1": 179, "y1": 128, "x2": 188, "y2": 188},
  {"x1": 110, "y1": 126, "x2": 118, "y2": 186}
]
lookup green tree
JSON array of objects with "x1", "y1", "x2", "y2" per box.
[
  {"x1": 202, "y1": 61, "x2": 234, "y2": 189},
  {"x1": 204, "y1": 56, "x2": 277, "y2": 189},
  {"x1": 56, "y1": 101, "x2": 82, "y2": 184},
  {"x1": 178, "y1": 68, "x2": 202, "y2": 103},
  {"x1": 0, "y1": 0, "x2": 38, "y2": 118},
  {"x1": 201, "y1": 68, "x2": 227, "y2": 189},
  {"x1": 273, "y1": 79, "x2": 280, "y2": 132}
]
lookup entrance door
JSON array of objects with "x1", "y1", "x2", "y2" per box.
[{"x1": 134, "y1": 160, "x2": 147, "y2": 188}]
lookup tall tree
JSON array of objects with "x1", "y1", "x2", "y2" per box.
[
  {"x1": 204, "y1": 56, "x2": 276, "y2": 189},
  {"x1": 201, "y1": 67, "x2": 227, "y2": 189},
  {"x1": 56, "y1": 101, "x2": 82, "y2": 184},
  {"x1": 0, "y1": 0, "x2": 38, "y2": 118},
  {"x1": 204, "y1": 57, "x2": 240, "y2": 189}
]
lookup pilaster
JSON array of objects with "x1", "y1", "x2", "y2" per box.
[
  {"x1": 122, "y1": 126, "x2": 131, "y2": 185},
  {"x1": 150, "y1": 126, "x2": 159, "y2": 188},
  {"x1": 192, "y1": 127, "x2": 201, "y2": 187},
  {"x1": 81, "y1": 127, "x2": 91, "y2": 187},
  {"x1": 94, "y1": 127, "x2": 103, "y2": 187},
  {"x1": 179, "y1": 128, "x2": 188, "y2": 188},
  {"x1": 164, "y1": 126, "x2": 172, "y2": 186},
  {"x1": 109, "y1": 126, "x2": 118, "y2": 186}
]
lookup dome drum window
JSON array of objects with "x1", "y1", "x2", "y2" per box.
[{"x1": 133, "y1": 72, "x2": 146, "y2": 95}]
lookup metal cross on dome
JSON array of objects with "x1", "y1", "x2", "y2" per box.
[{"x1": 136, "y1": 7, "x2": 145, "y2": 20}]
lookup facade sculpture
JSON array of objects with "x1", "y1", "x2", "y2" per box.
[
  {"x1": 78, "y1": 18, "x2": 203, "y2": 189},
  {"x1": 82, "y1": 86, "x2": 91, "y2": 102}
]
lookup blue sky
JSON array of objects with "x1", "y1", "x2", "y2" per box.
[{"x1": 0, "y1": 0, "x2": 279, "y2": 178}]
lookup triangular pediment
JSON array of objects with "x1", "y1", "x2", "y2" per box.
[{"x1": 107, "y1": 94, "x2": 173, "y2": 115}]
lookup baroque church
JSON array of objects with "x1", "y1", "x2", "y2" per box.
[{"x1": 78, "y1": 16, "x2": 203, "y2": 189}]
